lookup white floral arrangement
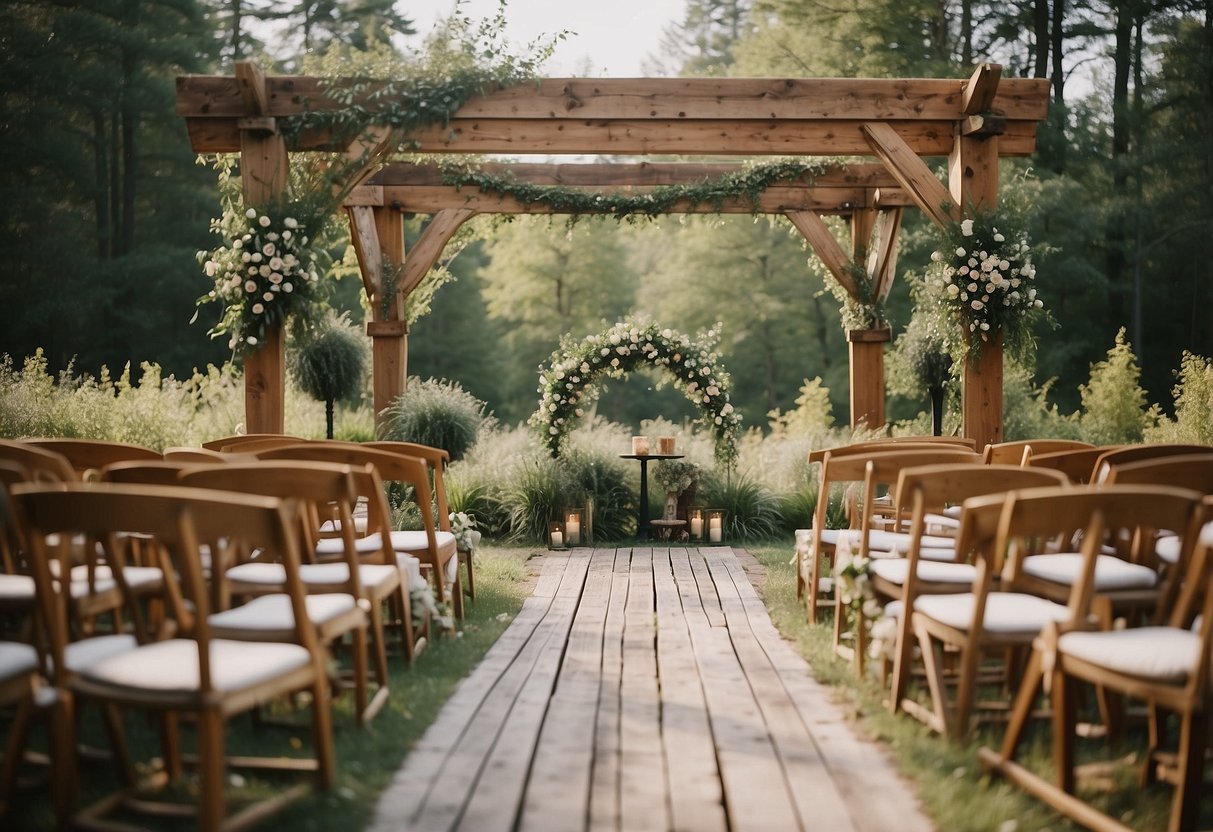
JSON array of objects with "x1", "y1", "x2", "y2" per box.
[
  {"x1": 196, "y1": 203, "x2": 325, "y2": 356},
  {"x1": 531, "y1": 319, "x2": 741, "y2": 466},
  {"x1": 926, "y1": 213, "x2": 1044, "y2": 359},
  {"x1": 450, "y1": 511, "x2": 482, "y2": 552},
  {"x1": 833, "y1": 532, "x2": 881, "y2": 619}
]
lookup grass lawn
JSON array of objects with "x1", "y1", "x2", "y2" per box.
[{"x1": 747, "y1": 543, "x2": 1194, "y2": 832}]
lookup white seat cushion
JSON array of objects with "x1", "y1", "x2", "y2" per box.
[
  {"x1": 0, "y1": 641, "x2": 39, "y2": 682},
  {"x1": 1155, "y1": 535, "x2": 1181, "y2": 565},
  {"x1": 395, "y1": 554, "x2": 424, "y2": 589},
  {"x1": 870, "y1": 559, "x2": 977, "y2": 586},
  {"x1": 1059, "y1": 627, "x2": 1200, "y2": 683},
  {"x1": 79, "y1": 639, "x2": 312, "y2": 695},
  {"x1": 0, "y1": 574, "x2": 35, "y2": 602},
  {"x1": 208, "y1": 593, "x2": 358, "y2": 639},
  {"x1": 914, "y1": 592, "x2": 1070, "y2": 635},
  {"x1": 63, "y1": 634, "x2": 139, "y2": 672},
  {"x1": 319, "y1": 516, "x2": 368, "y2": 536},
  {"x1": 832, "y1": 528, "x2": 957, "y2": 555},
  {"x1": 1021, "y1": 553, "x2": 1158, "y2": 590},
  {"x1": 390, "y1": 531, "x2": 459, "y2": 584},
  {"x1": 315, "y1": 533, "x2": 389, "y2": 559}
]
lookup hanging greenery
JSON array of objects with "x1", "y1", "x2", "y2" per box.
[
  {"x1": 823, "y1": 262, "x2": 886, "y2": 331},
  {"x1": 437, "y1": 158, "x2": 838, "y2": 222},
  {"x1": 531, "y1": 320, "x2": 741, "y2": 467}
]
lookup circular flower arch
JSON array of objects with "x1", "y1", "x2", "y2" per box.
[{"x1": 531, "y1": 320, "x2": 741, "y2": 466}]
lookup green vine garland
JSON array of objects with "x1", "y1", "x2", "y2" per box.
[
  {"x1": 438, "y1": 159, "x2": 837, "y2": 222},
  {"x1": 531, "y1": 320, "x2": 741, "y2": 467}
]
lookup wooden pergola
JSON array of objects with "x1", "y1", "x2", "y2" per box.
[{"x1": 176, "y1": 63, "x2": 1050, "y2": 448}]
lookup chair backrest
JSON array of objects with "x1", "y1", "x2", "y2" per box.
[
  {"x1": 981, "y1": 439, "x2": 1094, "y2": 465},
  {"x1": 100, "y1": 459, "x2": 199, "y2": 485},
  {"x1": 998, "y1": 484, "x2": 1206, "y2": 611},
  {"x1": 255, "y1": 442, "x2": 442, "y2": 564},
  {"x1": 853, "y1": 449, "x2": 984, "y2": 551},
  {"x1": 0, "y1": 439, "x2": 76, "y2": 483},
  {"x1": 1023, "y1": 447, "x2": 1107, "y2": 484},
  {"x1": 895, "y1": 463, "x2": 1070, "y2": 530},
  {"x1": 201, "y1": 433, "x2": 304, "y2": 451},
  {"x1": 1092, "y1": 443, "x2": 1213, "y2": 484},
  {"x1": 163, "y1": 446, "x2": 258, "y2": 463},
  {"x1": 23, "y1": 438, "x2": 160, "y2": 480},
  {"x1": 807, "y1": 436, "x2": 976, "y2": 465},
  {"x1": 11, "y1": 483, "x2": 317, "y2": 692},
  {"x1": 1101, "y1": 452, "x2": 1213, "y2": 494},
  {"x1": 366, "y1": 441, "x2": 452, "y2": 529}
]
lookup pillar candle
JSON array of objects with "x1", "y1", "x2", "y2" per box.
[
  {"x1": 566, "y1": 518, "x2": 581, "y2": 546},
  {"x1": 709, "y1": 517, "x2": 722, "y2": 543},
  {"x1": 658, "y1": 436, "x2": 676, "y2": 455},
  {"x1": 632, "y1": 436, "x2": 649, "y2": 455},
  {"x1": 690, "y1": 517, "x2": 703, "y2": 538},
  {"x1": 551, "y1": 530, "x2": 563, "y2": 548}
]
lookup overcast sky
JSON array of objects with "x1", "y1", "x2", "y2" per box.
[{"x1": 399, "y1": 0, "x2": 687, "y2": 76}]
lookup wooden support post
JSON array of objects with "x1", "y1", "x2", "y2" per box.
[
  {"x1": 370, "y1": 207, "x2": 406, "y2": 433},
  {"x1": 951, "y1": 68, "x2": 1004, "y2": 449},
  {"x1": 236, "y1": 60, "x2": 288, "y2": 434},
  {"x1": 847, "y1": 328, "x2": 891, "y2": 430}
]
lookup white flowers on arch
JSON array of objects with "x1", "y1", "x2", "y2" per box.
[{"x1": 531, "y1": 320, "x2": 741, "y2": 466}]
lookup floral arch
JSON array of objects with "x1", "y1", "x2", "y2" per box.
[{"x1": 531, "y1": 321, "x2": 742, "y2": 466}]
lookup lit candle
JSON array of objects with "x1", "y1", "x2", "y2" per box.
[
  {"x1": 632, "y1": 436, "x2": 649, "y2": 455},
  {"x1": 709, "y1": 516, "x2": 722, "y2": 543},
  {"x1": 690, "y1": 516, "x2": 703, "y2": 538},
  {"x1": 566, "y1": 517, "x2": 581, "y2": 546},
  {"x1": 658, "y1": 436, "x2": 676, "y2": 455},
  {"x1": 551, "y1": 530, "x2": 563, "y2": 548}
]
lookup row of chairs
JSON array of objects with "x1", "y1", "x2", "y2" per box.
[
  {"x1": 798, "y1": 436, "x2": 1213, "y2": 831},
  {"x1": 0, "y1": 434, "x2": 472, "y2": 831}
]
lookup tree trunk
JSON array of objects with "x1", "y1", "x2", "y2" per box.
[
  {"x1": 92, "y1": 109, "x2": 111, "y2": 258},
  {"x1": 1033, "y1": 0, "x2": 1049, "y2": 78},
  {"x1": 120, "y1": 48, "x2": 137, "y2": 257},
  {"x1": 1107, "y1": 1, "x2": 1134, "y2": 329},
  {"x1": 325, "y1": 397, "x2": 335, "y2": 439},
  {"x1": 930, "y1": 385, "x2": 945, "y2": 437}
]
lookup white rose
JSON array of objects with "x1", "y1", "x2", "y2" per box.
[
  {"x1": 252, "y1": 303, "x2": 264, "y2": 314},
  {"x1": 993, "y1": 233, "x2": 1005, "y2": 242},
  {"x1": 947, "y1": 284, "x2": 960, "y2": 297},
  {"x1": 244, "y1": 280, "x2": 257, "y2": 293},
  {"x1": 245, "y1": 208, "x2": 257, "y2": 219},
  {"x1": 960, "y1": 218, "x2": 974, "y2": 236},
  {"x1": 971, "y1": 300, "x2": 983, "y2": 310},
  {"x1": 955, "y1": 247, "x2": 966, "y2": 257},
  {"x1": 262, "y1": 243, "x2": 276, "y2": 256},
  {"x1": 283, "y1": 283, "x2": 293, "y2": 293},
  {"x1": 980, "y1": 322, "x2": 990, "y2": 330},
  {"x1": 204, "y1": 261, "x2": 217, "y2": 277},
  {"x1": 263, "y1": 291, "x2": 274, "y2": 301},
  {"x1": 258, "y1": 215, "x2": 271, "y2": 227},
  {"x1": 284, "y1": 217, "x2": 298, "y2": 229}
]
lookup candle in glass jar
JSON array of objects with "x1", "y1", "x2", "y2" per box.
[
  {"x1": 709, "y1": 517, "x2": 722, "y2": 543},
  {"x1": 631, "y1": 436, "x2": 649, "y2": 455},
  {"x1": 658, "y1": 436, "x2": 676, "y2": 455},
  {"x1": 690, "y1": 516, "x2": 703, "y2": 538},
  {"x1": 550, "y1": 530, "x2": 563, "y2": 548},
  {"x1": 566, "y1": 517, "x2": 581, "y2": 546}
]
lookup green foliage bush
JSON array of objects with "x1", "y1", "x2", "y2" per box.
[
  {"x1": 380, "y1": 377, "x2": 493, "y2": 460},
  {"x1": 1146, "y1": 351, "x2": 1213, "y2": 444},
  {"x1": 699, "y1": 471, "x2": 782, "y2": 542},
  {"x1": 1079, "y1": 329, "x2": 1150, "y2": 445}
]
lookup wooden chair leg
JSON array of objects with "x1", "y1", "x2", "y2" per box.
[
  {"x1": 914, "y1": 619, "x2": 949, "y2": 736},
  {"x1": 50, "y1": 690, "x2": 77, "y2": 830},
  {"x1": 462, "y1": 549, "x2": 476, "y2": 601},
  {"x1": 310, "y1": 678, "x2": 335, "y2": 791},
  {"x1": 1170, "y1": 710, "x2": 1206, "y2": 832},
  {"x1": 0, "y1": 692, "x2": 34, "y2": 807},
  {"x1": 997, "y1": 648, "x2": 1044, "y2": 764},
  {"x1": 953, "y1": 636, "x2": 984, "y2": 741},
  {"x1": 196, "y1": 708, "x2": 225, "y2": 832},
  {"x1": 1052, "y1": 670, "x2": 1077, "y2": 794},
  {"x1": 807, "y1": 547, "x2": 822, "y2": 622},
  {"x1": 889, "y1": 609, "x2": 915, "y2": 714}
]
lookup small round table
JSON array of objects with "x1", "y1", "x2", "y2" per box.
[{"x1": 619, "y1": 453, "x2": 683, "y2": 540}]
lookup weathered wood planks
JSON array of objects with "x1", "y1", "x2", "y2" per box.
[{"x1": 372, "y1": 547, "x2": 932, "y2": 832}]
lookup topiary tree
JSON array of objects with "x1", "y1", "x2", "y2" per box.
[
  {"x1": 292, "y1": 312, "x2": 367, "y2": 439},
  {"x1": 1079, "y1": 328, "x2": 1151, "y2": 445}
]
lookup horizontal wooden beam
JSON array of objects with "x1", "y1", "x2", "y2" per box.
[
  {"x1": 186, "y1": 117, "x2": 1040, "y2": 156},
  {"x1": 177, "y1": 75, "x2": 1051, "y2": 122},
  {"x1": 352, "y1": 185, "x2": 911, "y2": 215}
]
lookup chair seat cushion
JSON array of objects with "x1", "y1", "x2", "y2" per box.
[
  {"x1": 1156, "y1": 534, "x2": 1181, "y2": 565},
  {"x1": 208, "y1": 594, "x2": 360, "y2": 641},
  {"x1": 78, "y1": 638, "x2": 312, "y2": 696},
  {"x1": 1021, "y1": 553, "x2": 1158, "y2": 590},
  {"x1": 830, "y1": 528, "x2": 957, "y2": 555},
  {"x1": 63, "y1": 634, "x2": 139, "y2": 672},
  {"x1": 870, "y1": 559, "x2": 977, "y2": 586},
  {"x1": 1059, "y1": 627, "x2": 1200, "y2": 683},
  {"x1": 0, "y1": 574, "x2": 35, "y2": 602},
  {"x1": 0, "y1": 640, "x2": 39, "y2": 682},
  {"x1": 389, "y1": 531, "x2": 459, "y2": 584},
  {"x1": 395, "y1": 554, "x2": 424, "y2": 589},
  {"x1": 314, "y1": 533, "x2": 390, "y2": 559},
  {"x1": 913, "y1": 592, "x2": 1070, "y2": 635},
  {"x1": 319, "y1": 516, "x2": 368, "y2": 536}
]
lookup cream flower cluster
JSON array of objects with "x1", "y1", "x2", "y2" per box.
[
  {"x1": 199, "y1": 207, "x2": 320, "y2": 353},
  {"x1": 532, "y1": 320, "x2": 741, "y2": 465},
  {"x1": 928, "y1": 215, "x2": 1042, "y2": 347}
]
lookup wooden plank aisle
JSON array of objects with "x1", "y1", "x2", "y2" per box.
[
  {"x1": 455, "y1": 550, "x2": 592, "y2": 831},
  {"x1": 519, "y1": 549, "x2": 615, "y2": 831},
  {"x1": 673, "y1": 549, "x2": 803, "y2": 832},
  {"x1": 371, "y1": 547, "x2": 933, "y2": 832},
  {"x1": 710, "y1": 549, "x2": 933, "y2": 832},
  {"x1": 618, "y1": 548, "x2": 670, "y2": 832},
  {"x1": 654, "y1": 549, "x2": 727, "y2": 832},
  {"x1": 701, "y1": 548, "x2": 855, "y2": 830},
  {"x1": 370, "y1": 553, "x2": 570, "y2": 832}
]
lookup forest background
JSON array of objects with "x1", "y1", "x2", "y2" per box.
[{"x1": 2, "y1": 0, "x2": 1210, "y2": 434}]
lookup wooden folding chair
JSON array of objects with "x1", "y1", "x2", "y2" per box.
[
  {"x1": 200, "y1": 433, "x2": 303, "y2": 452},
  {"x1": 0, "y1": 439, "x2": 76, "y2": 483},
  {"x1": 258, "y1": 443, "x2": 461, "y2": 622},
  {"x1": 22, "y1": 438, "x2": 160, "y2": 481},
  {"x1": 180, "y1": 461, "x2": 397, "y2": 725},
  {"x1": 830, "y1": 448, "x2": 983, "y2": 672},
  {"x1": 11, "y1": 483, "x2": 335, "y2": 832},
  {"x1": 879, "y1": 463, "x2": 1069, "y2": 715},
  {"x1": 981, "y1": 439, "x2": 1094, "y2": 465},
  {"x1": 1023, "y1": 446, "x2": 1107, "y2": 484},
  {"x1": 1091, "y1": 443, "x2": 1213, "y2": 485},
  {"x1": 981, "y1": 506, "x2": 1213, "y2": 832}
]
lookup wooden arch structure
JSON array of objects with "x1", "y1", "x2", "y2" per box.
[{"x1": 176, "y1": 63, "x2": 1050, "y2": 448}]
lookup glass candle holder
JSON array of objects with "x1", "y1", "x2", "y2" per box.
[
  {"x1": 657, "y1": 436, "x2": 676, "y2": 455},
  {"x1": 707, "y1": 509, "x2": 726, "y2": 543},
  {"x1": 689, "y1": 507, "x2": 705, "y2": 541},
  {"x1": 631, "y1": 435, "x2": 650, "y2": 455},
  {"x1": 548, "y1": 519, "x2": 567, "y2": 550},
  {"x1": 563, "y1": 508, "x2": 584, "y2": 547}
]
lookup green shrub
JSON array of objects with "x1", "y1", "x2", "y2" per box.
[
  {"x1": 560, "y1": 447, "x2": 635, "y2": 542},
  {"x1": 1078, "y1": 329, "x2": 1150, "y2": 445},
  {"x1": 445, "y1": 471, "x2": 511, "y2": 539},
  {"x1": 503, "y1": 455, "x2": 567, "y2": 543},
  {"x1": 379, "y1": 378, "x2": 493, "y2": 460},
  {"x1": 1001, "y1": 360, "x2": 1081, "y2": 441},
  {"x1": 699, "y1": 471, "x2": 781, "y2": 542},
  {"x1": 291, "y1": 313, "x2": 367, "y2": 439},
  {"x1": 1146, "y1": 351, "x2": 1213, "y2": 444}
]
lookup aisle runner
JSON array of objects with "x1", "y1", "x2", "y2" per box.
[{"x1": 371, "y1": 547, "x2": 931, "y2": 832}]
